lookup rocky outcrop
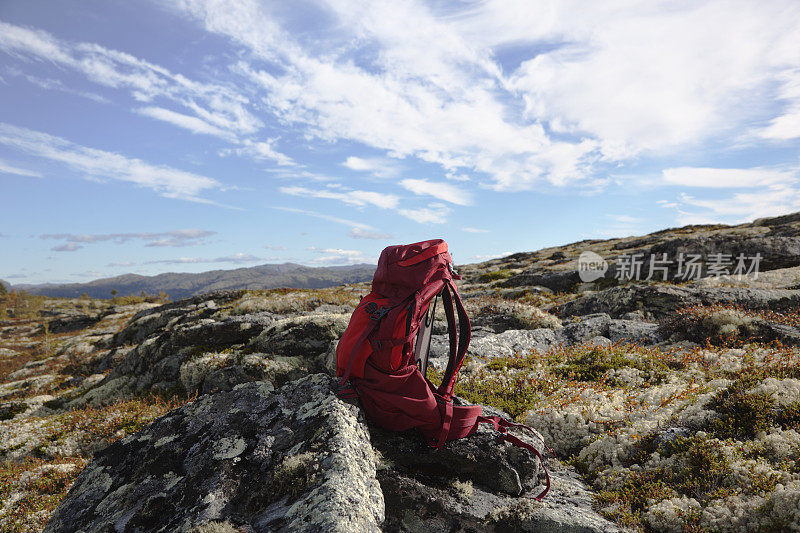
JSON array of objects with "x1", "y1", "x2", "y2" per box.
[
  {"x1": 370, "y1": 404, "x2": 620, "y2": 533},
  {"x1": 501, "y1": 270, "x2": 582, "y2": 292},
  {"x1": 45, "y1": 312, "x2": 104, "y2": 333},
  {"x1": 45, "y1": 374, "x2": 618, "y2": 533},
  {"x1": 467, "y1": 329, "x2": 560, "y2": 358},
  {"x1": 647, "y1": 234, "x2": 800, "y2": 273},
  {"x1": 112, "y1": 291, "x2": 248, "y2": 346},
  {"x1": 557, "y1": 284, "x2": 800, "y2": 320},
  {"x1": 249, "y1": 313, "x2": 349, "y2": 358},
  {"x1": 45, "y1": 375, "x2": 384, "y2": 533},
  {"x1": 65, "y1": 314, "x2": 273, "y2": 407}
]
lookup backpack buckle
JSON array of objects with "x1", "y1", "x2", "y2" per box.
[{"x1": 364, "y1": 302, "x2": 391, "y2": 321}]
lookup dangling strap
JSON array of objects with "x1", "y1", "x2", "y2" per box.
[
  {"x1": 435, "y1": 399, "x2": 454, "y2": 449},
  {"x1": 476, "y1": 415, "x2": 551, "y2": 500},
  {"x1": 437, "y1": 281, "x2": 471, "y2": 399}
]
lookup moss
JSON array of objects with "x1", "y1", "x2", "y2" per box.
[
  {"x1": 661, "y1": 304, "x2": 780, "y2": 347},
  {"x1": 707, "y1": 377, "x2": 776, "y2": 439},
  {"x1": 0, "y1": 457, "x2": 88, "y2": 533},
  {"x1": 774, "y1": 401, "x2": 800, "y2": 430},
  {"x1": 0, "y1": 402, "x2": 27, "y2": 420},
  {"x1": 450, "y1": 479, "x2": 474, "y2": 501},
  {"x1": 595, "y1": 471, "x2": 676, "y2": 529},
  {"x1": 269, "y1": 452, "x2": 318, "y2": 501},
  {"x1": 32, "y1": 394, "x2": 185, "y2": 460},
  {"x1": 550, "y1": 344, "x2": 668, "y2": 384},
  {"x1": 666, "y1": 437, "x2": 735, "y2": 503},
  {"x1": 477, "y1": 269, "x2": 513, "y2": 283},
  {"x1": 429, "y1": 361, "x2": 550, "y2": 420}
]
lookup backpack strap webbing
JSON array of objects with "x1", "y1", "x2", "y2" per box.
[{"x1": 437, "y1": 280, "x2": 470, "y2": 399}]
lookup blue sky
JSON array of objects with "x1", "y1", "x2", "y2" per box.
[{"x1": 1, "y1": 0, "x2": 799, "y2": 285}]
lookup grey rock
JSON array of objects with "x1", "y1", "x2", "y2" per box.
[
  {"x1": 502, "y1": 270, "x2": 582, "y2": 292},
  {"x1": 754, "y1": 212, "x2": 800, "y2": 227},
  {"x1": 557, "y1": 284, "x2": 800, "y2": 320},
  {"x1": 766, "y1": 323, "x2": 800, "y2": 346},
  {"x1": 560, "y1": 314, "x2": 612, "y2": 344},
  {"x1": 585, "y1": 336, "x2": 612, "y2": 347},
  {"x1": 491, "y1": 462, "x2": 623, "y2": 532},
  {"x1": 620, "y1": 310, "x2": 646, "y2": 321},
  {"x1": 468, "y1": 329, "x2": 559, "y2": 359},
  {"x1": 111, "y1": 292, "x2": 241, "y2": 346},
  {"x1": 607, "y1": 320, "x2": 661, "y2": 344},
  {"x1": 45, "y1": 375, "x2": 384, "y2": 533},
  {"x1": 68, "y1": 316, "x2": 272, "y2": 407},
  {"x1": 250, "y1": 314, "x2": 349, "y2": 358},
  {"x1": 652, "y1": 427, "x2": 692, "y2": 448},
  {"x1": 647, "y1": 234, "x2": 800, "y2": 273},
  {"x1": 375, "y1": 430, "x2": 620, "y2": 533},
  {"x1": 370, "y1": 423, "x2": 544, "y2": 497},
  {"x1": 45, "y1": 312, "x2": 104, "y2": 333}
]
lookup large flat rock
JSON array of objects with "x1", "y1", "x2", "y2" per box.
[{"x1": 44, "y1": 374, "x2": 384, "y2": 533}]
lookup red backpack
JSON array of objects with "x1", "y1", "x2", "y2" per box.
[{"x1": 336, "y1": 239, "x2": 550, "y2": 500}]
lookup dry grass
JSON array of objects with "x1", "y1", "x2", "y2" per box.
[{"x1": 0, "y1": 456, "x2": 89, "y2": 533}]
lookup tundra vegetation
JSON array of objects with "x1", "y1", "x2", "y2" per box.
[{"x1": 2, "y1": 213, "x2": 800, "y2": 531}]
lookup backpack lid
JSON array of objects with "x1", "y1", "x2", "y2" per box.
[{"x1": 372, "y1": 239, "x2": 458, "y2": 299}]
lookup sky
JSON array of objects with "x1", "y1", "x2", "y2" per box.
[{"x1": 1, "y1": 0, "x2": 799, "y2": 285}]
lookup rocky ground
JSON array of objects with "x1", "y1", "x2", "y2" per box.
[{"x1": 2, "y1": 212, "x2": 800, "y2": 532}]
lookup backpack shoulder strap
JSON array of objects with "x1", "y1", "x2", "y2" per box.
[{"x1": 437, "y1": 280, "x2": 470, "y2": 399}]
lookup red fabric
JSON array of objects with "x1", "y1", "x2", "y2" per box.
[
  {"x1": 397, "y1": 242, "x2": 449, "y2": 266},
  {"x1": 335, "y1": 293, "x2": 388, "y2": 379}
]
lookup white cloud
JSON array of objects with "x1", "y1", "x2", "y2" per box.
[
  {"x1": 342, "y1": 156, "x2": 401, "y2": 178},
  {"x1": 0, "y1": 158, "x2": 41, "y2": 178},
  {"x1": 42, "y1": 229, "x2": 216, "y2": 248},
  {"x1": 758, "y1": 109, "x2": 800, "y2": 140},
  {"x1": 756, "y1": 70, "x2": 800, "y2": 140},
  {"x1": 174, "y1": 0, "x2": 800, "y2": 194},
  {"x1": 343, "y1": 157, "x2": 375, "y2": 171},
  {"x1": 462, "y1": 227, "x2": 488, "y2": 233},
  {"x1": 400, "y1": 179, "x2": 472, "y2": 206},
  {"x1": 0, "y1": 123, "x2": 223, "y2": 203},
  {"x1": 5, "y1": 68, "x2": 110, "y2": 103},
  {"x1": 280, "y1": 185, "x2": 399, "y2": 209},
  {"x1": 663, "y1": 167, "x2": 795, "y2": 188},
  {"x1": 349, "y1": 227, "x2": 391, "y2": 239},
  {"x1": 224, "y1": 139, "x2": 294, "y2": 166},
  {"x1": 398, "y1": 202, "x2": 450, "y2": 224},
  {"x1": 309, "y1": 247, "x2": 370, "y2": 265},
  {"x1": 0, "y1": 20, "x2": 267, "y2": 150},
  {"x1": 471, "y1": 252, "x2": 513, "y2": 260},
  {"x1": 137, "y1": 106, "x2": 234, "y2": 139},
  {"x1": 180, "y1": 1, "x2": 588, "y2": 190},
  {"x1": 147, "y1": 253, "x2": 264, "y2": 265},
  {"x1": 675, "y1": 184, "x2": 800, "y2": 224},
  {"x1": 271, "y1": 206, "x2": 373, "y2": 230},
  {"x1": 492, "y1": 1, "x2": 800, "y2": 155},
  {"x1": 52, "y1": 242, "x2": 82, "y2": 252}
]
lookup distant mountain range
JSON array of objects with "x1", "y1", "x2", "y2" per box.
[{"x1": 5, "y1": 263, "x2": 376, "y2": 299}]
